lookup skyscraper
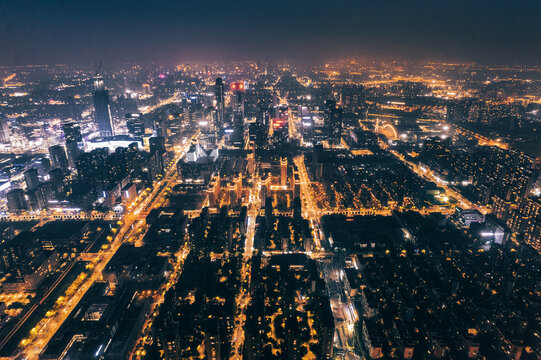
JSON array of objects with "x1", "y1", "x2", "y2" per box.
[
  {"x1": 126, "y1": 113, "x2": 145, "y2": 137},
  {"x1": 214, "y1": 78, "x2": 225, "y2": 132},
  {"x1": 24, "y1": 167, "x2": 40, "y2": 191},
  {"x1": 324, "y1": 99, "x2": 343, "y2": 146},
  {"x1": 49, "y1": 145, "x2": 69, "y2": 173},
  {"x1": 93, "y1": 77, "x2": 114, "y2": 137},
  {"x1": 6, "y1": 189, "x2": 28, "y2": 213},
  {"x1": 231, "y1": 81, "x2": 245, "y2": 127},
  {"x1": 63, "y1": 121, "x2": 83, "y2": 165}
]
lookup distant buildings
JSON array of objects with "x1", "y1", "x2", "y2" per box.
[
  {"x1": 93, "y1": 76, "x2": 114, "y2": 137},
  {"x1": 126, "y1": 113, "x2": 145, "y2": 136},
  {"x1": 214, "y1": 78, "x2": 225, "y2": 132},
  {"x1": 324, "y1": 99, "x2": 343, "y2": 146},
  {"x1": 6, "y1": 188, "x2": 28, "y2": 212},
  {"x1": 48, "y1": 144, "x2": 69, "y2": 173}
]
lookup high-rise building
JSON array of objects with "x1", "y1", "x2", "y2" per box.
[
  {"x1": 63, "y1": 121, "x2": 83, "y2": 166},
  {"x1": 48, "y1": 168, "x2": 65, "y2": 195},
  {"x1": 214, "y1": 78, "x2": 225, "y2": 132},
  {"x1": 126, "y1": 113, "x2": 145, "y2": 137},
  {"x1": 49, "y1": 145, "x2": 69, "y2": 173},
  {"x1": 40, "y1": 157, "x2": 52, "y2": 175},
  {"x1": 24, "y1": 167, "x2": 40, "y2": 191},
  {"x1": 6, "y1": 189, "x2": 28, "y2": 213},
  {"x1": 93, "y1": 77, "x2": 114, "y2": 137},
  {"x1": 324, "y1": 99, "x2": 343, "y2": 145},
  {"x1": 149, "y1": 136, "x2": 166, "y2": 156}
]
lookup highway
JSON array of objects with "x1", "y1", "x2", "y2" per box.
[{"x1": 18, "y1": 133, "x2": 198, "y2": 360}]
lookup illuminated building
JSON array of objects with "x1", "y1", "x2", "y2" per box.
[
  {"x1": 229, "y1": 81, "x2": 246, "y2": 147},
  {"x1": 230, "y1": 81, "x2": 245, "y2": 126},
  {"x1": 85, "y1": 135, "x2": 143, "y2": 152},
  {"x1": 48, "y1": 144, "x2": 69, "y2": 173},
  {"x1": 126, "y1": 113, "x2": 145, "y2": 136},
  {"x1": 93, "y1": 76, "x2": 114, "y2": 137},
  {"x1": 214, "y1": 78, "x2": 225, "y2": 132},
  {"x1": 63, "y1": 121, "x2": 83, "y2": 166},
  {"x1": 24, "y1": 167, "x2": 40, "y2": 191},
  {"x1": 149, "y1": 136, "x2": 166, "y2": 155},
  {"x1": 324, "y1": 99, "x2": 342, "y2": 146},
  {"x1": 121, "y1": 182, "x2": 137, "y2": 202},
  {"x1": 6, "y1": 188, "x2": 28, "y2": 212},
  {"x1": 48, "y1": 168, "x2": 65, "y2": 195}
]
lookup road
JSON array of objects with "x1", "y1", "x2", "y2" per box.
[
  {"x1": 319, "y1": 262, "x2": 361, "y2": 360},
  {"x1": 229, "y1": 153, "x2": 259, "y2": 359},
  {"x1": 130, "y1": 242, "x2": 192, "y2": 360},
  {"x1": 19, "y1": 133, "x2": 199, "y2": 360}
]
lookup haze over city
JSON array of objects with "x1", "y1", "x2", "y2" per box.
[{"x1": 2, "y1": 0, "x2": 541, "y2": 65}]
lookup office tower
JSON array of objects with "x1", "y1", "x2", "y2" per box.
[
  {"x1": 40, "y1": 157, "x2": 52, "y2": 174},
  {"x1": 0, "y1": 113, "x2": 9, "y2": 143},
  {"x1": 24, "y1": 167, "x2": 40, "y2": 191},
  {"x1": 93, "y1": 76, "x2": 114, "y2": 137},
  {"x1": 48, "y1": 168, "x2": 65, "y2": 195},
  {"x1": 324, "y1": 99, "x2": 343, "y2": 145},
  {"x1": 231, "y1": 81, "x2": 245, "y2": 126},
  {"x1": 256, "y1": 106, "x2": 270, "y2": 144},
  {"x1": 75, "y1": 148, "x2": 108, "y2": 186},
  {"x1": 153, "y1": 118, "x2": 168, "y2": 143},
  {"x1": 27, "y1": 187, "x2": 47, "y2": 211},
  {"x1": 301, "y1": 115, "x2": 314, "y2": 143},
  {"x1": 214, "y1": 78, "x2": 225, "y2": 132},
  {"x1": 6, "y1": 188, "x2": 28, "y2": 212},
  {"x1": 126, "y1": 113, "x2": 145, "y2": 136},
  {"x1": 63, "y1": 121, "x2": 83, "y2": 165},
  {"x1": 149, "y1": 136, "x2": 166, "y2": 155},
  {"x1": 118, "y1": 91, "x2": 138, "y2": 116},
  {"x1": 271, "y1": 106, "x2": 289, "y2": 144},
  {"x1": 49, "y1": 145, "x2": 69, "y2": 173}
]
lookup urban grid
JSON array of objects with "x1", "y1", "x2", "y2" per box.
[{"x1": 0, "y1": 2, "x2": 541, "y2": 360}]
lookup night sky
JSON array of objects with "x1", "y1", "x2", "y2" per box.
[{"x1": 1, "y1": 0, "x2": 540, "y2": 65}]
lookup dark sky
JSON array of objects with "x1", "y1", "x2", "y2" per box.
[{"x1": 1, "y1": 0, "x2": 540, "y2": 65}]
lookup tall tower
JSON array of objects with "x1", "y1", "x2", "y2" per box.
[
  {"x1": 214, "y1": 78, "x2": 225, "y2": 132},
  {"x1": 63, "y1": 121, "x2": 83, "y2": 166},
  {"x1": 324, "y1": 99, "x2": 343, "y2": 146},
  {"x1": 24, "y1": 168, "x2": 40, "y2": 191},
  {"x1": 231, "y1": 82, "x2": 245, "y2": 127},
  {"x1": 49, "y1": 145, "x2": 69, "y2": 173},
  {"x1": 93, "y1": 76, "x2": 114, "y2": 137}
]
